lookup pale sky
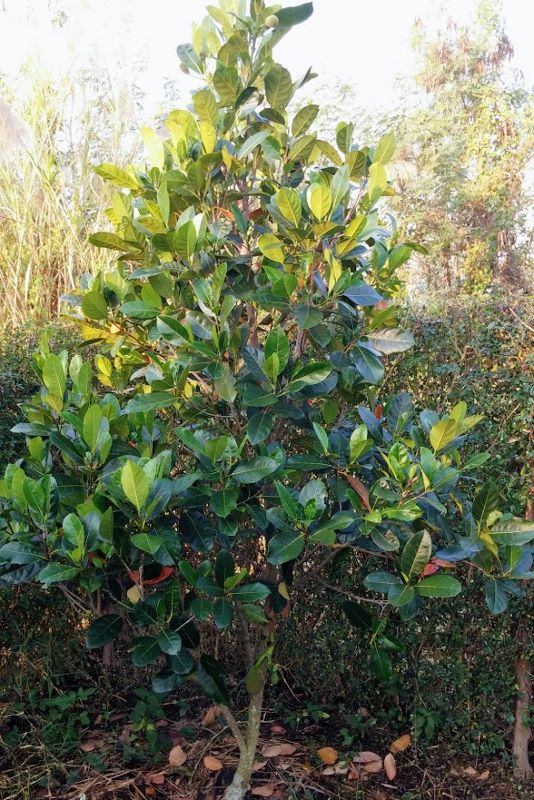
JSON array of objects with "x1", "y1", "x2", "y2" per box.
[{"x1": 0, "y1": 0, "x2": 533, "y2": 122}]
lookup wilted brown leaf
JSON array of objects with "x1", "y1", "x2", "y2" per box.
[
  {"x1": 202, "y1": 707, "x2": 218, "y2": 728},
  {"x1": 353, "y1": 751, "x2": 382, "y2": 764},
  {"x1": 384, "y1": 753, "x2": 397, "y2": 780},
  {"x1": 362, "y1": 759, "x2": 383, "y2": 774},
  {"x1": 169, "y1": 744, "x2": 188, "y2": 767},
  {"x1": 145, "y1": 788, "x2": 156, "y2": 797},
  {"x1": 80, "y1": 741, "x2": 96, "y2": 752},
  {"x1": 477, "y1": 769, "x2": 490, "y2": 781},
  {"x1": 463, "y1": 766, "x2": 478, "y2": 777},
  {"x1": 279, "y1": 743, "x2": 298, "y2": 755},
  {"x1": 261, "y1": 744, "x2": 282, "y2": 758},
  {"x1": 322, "y1": 763, "x2": 349, "y2": 776},
  {"x1": 270, "y1": 723, "x2": 286, "y2": 734},
  {"x1": 145, "y1": 772, "x2": 165, "y2": 785},
  {"x1": 204, "y1": 755, "x2": 224, "y2": 771},
  {"x1": 317, "y1": 746, "x2": 338, "y2": 765},
  {"x1": 253, "y1": 760, "x2": 268, "y2": 771},
  {"x1": 389, "y1": 734, "x2": 411, "y2": 753},
  {"x1": 250, "y1": 785, "x2": 276, "y2": 797}
]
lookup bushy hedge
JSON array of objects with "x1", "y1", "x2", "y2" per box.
[
  {"x1": 277, "y1": 294, "x2": 532, "y2": 755},
  {"x1": 0, "y1": 298, "x2": 531, "y2": 757}
]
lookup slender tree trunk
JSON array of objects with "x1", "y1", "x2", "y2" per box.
[
  {"x1": 512, "y1": 492, "x2": 533, "y2": 778},
  {"x1": 224, "y1": 685, "x2": 265, "y2": 800}
]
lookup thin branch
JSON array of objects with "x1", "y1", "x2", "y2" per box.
[
  {"x1": 235, "y1": 603, "x2": 254, "y2": 670},
  {"x1": 214, "y1": 704, "x2": 247, "y2": 755},
  {"x1": 293, "y1": 546, "x2": 348, "y2": 589},
  {"x1": 323, "y1": 580, "x2": 387, "y2": 606}
]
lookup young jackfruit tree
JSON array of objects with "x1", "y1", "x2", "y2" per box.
[{"x1": 1, "y1": 2, "x2": 533, "y2": 797}]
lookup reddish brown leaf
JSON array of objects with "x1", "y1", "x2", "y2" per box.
[
  {"x1": 477, "y1": 769, "x2": 490, "y2": 781},
  {"x1": 270, "y1": 724, "x2": 286, "y2": 734},
  {"x1": 250, "y1": 785, "x2": 276, "y2": 797},
  {"x1": 80, "y1": 741, "x2": 96, "y2": 752},
  {"x1": 261, "y1": 744, "x2": 282, "y2": 758},
  {"x1": 204, "y1": 755, "x2": 223, "y2": 771},
  {"x1": 202, "y1": 707, "x2": 217, "y2": 728},
  {"x1": 253, "y1": 760, "x2": 268, "y2": 771},
  {"x1": 353, "y1": 751, "x2": 382, "y2": 764},
  {"x1": 384, "y1": 753, "x2": 397, "y2": 780},
  {"x1": 389, "y1": 734, "x2": 411, "y2": 753},
  {"x1": 317, "y1": 746, "x2": 338, "y2": 765},
  {"x1": 342, "y1": 473, "x2": 371, "y2": 511},
  {"x1": 421, "y1": 563, "x2": 440, "y2": 577},
  {"x1": 463, "y1": 766, "x2": 478, "y2": 777},
  {"x1": 145, "y1": 772, "x2": 165, "y2": 785},
  {"x1": 169, "y1": 744, "x2": 188, "y2": 767},
  {"x1": 279, "y1": 743, "x2": 297, "y2": 755}
]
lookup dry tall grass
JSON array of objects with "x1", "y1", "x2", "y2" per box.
[{"x1": 0, "y1": 65, "x2": 139, "y2": 327}]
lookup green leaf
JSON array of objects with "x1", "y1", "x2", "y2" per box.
[
  {"x1": 193, "y1": 89, "x2": 219, "y2": 125},
  {"x1": 125, "y1": 392, "x2": 176, "y2": 414},
  {"x1": 275, "y1": 481, "x2": 299, "y2": 520},
  {"x1": 330, "y1": 166, "x2": 350, "y2": 209},
  {"x1": 429, "y1": 419, "x2": 459, "y2": 453},
  {"x1": 292, "y1": 104, "x2": 319, "y2": 137},
  {"x1": 472, "y1": 482, "x2": 500, "y2": 526},
  {"x1": 484, "y1": 579, "x2": 509, "y2": 614},
  {"x1": 43, "y1": 354, "x2": 66, "y2": 403},
  {"x1": 274, "y1": 2, "x2": 313, "y2": 27},
  {"x1": 353, "y1": 345, "x2": 384, "y2": 384},
  {"x1": 82, "y1": 291, "x2": 108, "y2": 320},
  {"x1": 232, "y1": 456, "x2": 277, "y2": 484},
  {"x1": 415, "y1": 574, "x2": 462, "y2": 598},
  {"x1": 94, "y1": 163, "x2": 139, "y2": 190},
  {"x1": 131, "y1": 533, "x2": 164, "y2": 555},
  {"x1": 238, "y1": 130, "x2": 271, "y2": 159},
  {"x1": 288, "y1": 361, "x2": 331, "y2": 390},
  {"x1": 307, "y1": 182, "x2": 332, "y2": 220},
  {"x1": 121, "y1": 460, "x2": 149, "y2": 513},
  {"x1": 374, "y1": 132, "x2": 396, "y2": 164},
  {"x1": 141, "y1": 127, "x2": 165, "y2": 170},
  {"x1": 365, "y1": 328, "x2": 415, "y2": 355},
  {"x1": 312, "y1": 421, "x2": 329, "y2": 454},
  {"x1": 265, "y1": 64, "x2": 293, "y2": 108},
  {"x1": 119, "y1": 301, "x2": 159, "y2": 320},
  {"x1": 37, "y1": 563, "x2": 79, "y2": 586},
  {"x1": 197, "y1": 655, "x2": 229, "y2": 704},
  {"x1": 132, "y1": 636, "x2": 160, "y2": 666},
  {"x1": 487, "y1": 517, "x2": 534, "y2": 545},
  {"x1": 157, "y1": 630, "x2": 182, "y2": 655},
  {"x1": 370, "y1": 646, "x2": 393, "y2": 682},
  {"x1": 275, "y1": 187, "x2": 302, "y2": 226},
  {"x1": 267, "y1": 531, "x2": 304, "y2": 565},
  {"x1": 214, "y1": 366, "x2": 237, "y2": 403},
  {"x1": 215, "y1": 550, "x2": 235, "y2": 588},
  {"x1": 294, "y1": 304, "x2": 322, "y2": 329},
  {"x1": 400, "y1": 531, "x2": 432, "y2": 579},
  {"x1": 388, "y1": 584, "x2": 415, "y2": 608},
  {"x1": 367, "y1": 161, "x2": 388, "y2": 203},
  {"x1": 241, "y1": 603, "x2": 268, "y2": 624},
  {"x1": 174, "y1": 222, "x2": 197, "y2": 261},
  {"x1": 247, "y1": 412, "x2": 274, "y2": 445},
  {"x1": 214, "y1": 598, "x2": 234, "y2": 629},
  {"x1": 82, "y1": 405, "x2": 103, "y2": 453},
  {"x1": 232, "y1": 582, "x2": 270, "y2": 602},
  {"x1": 342, "y1": 601, "x2": 374, "y2": 630},
  {"x1": 86, "y1": 614, "x2": 123, "y2": 649},
  {"x1": 258, "y1": 233, "x2": 285, "y2": 263},
  {"x1": 265, "y1": 330, "x2": 290, "y2": 373},
  {"x1": 364, "y1": 571, "x2": 402, "y2": 594}
]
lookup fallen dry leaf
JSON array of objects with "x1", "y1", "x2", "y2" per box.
[
  {"x1": 80, "y1": 741, "x2": 96, "y2": 752},
  {"x1": 279, "y1": 743, "x2": 298, "y2": 755},
  {"x1": 250, "y1": 785, "x2": 276, "y2": 797},
  {"x1": 384, "y1": 753, "x2": 397, "y2": 780},
  {"x1": 261, "y1": 744, "x2": 282, "y2": 758},
  {"x1": 145, "y1": 772, "x2": 165, "y2": 785},
  {"x1": 317, "y1": 746, "x2": 338, "y2": 765},
  {"x1": 270, "y1": 724, "x2": 286, "y2": 734},
  {"x1": 204, "y1": 755, "x2": 224, "y2": 771},
  {"x1": 477, "y1": 769, "x2": 490, "y2": 781},
  {"x1": 463, "y1": 766, "x2": 478, "y2": 777},
  {"x1": 202, "y1": 706, "x2": 217, "y2": 728},
  {"x1": 169, "y1": 744, "x2": 188, "y2": 767},
  {"x1": 362, "y1": 759, "x2": 383, "y2": 774},
  {"x1": 322, "y1": 763, "x2": 349, "y2": 776},
  {"x1": 389, "y1": 734, "x2": 411, "y2": 754},
  {"x1": 353, "y1": 751, "x2": 382, "y2": 764},
  {"x1": 145, "y1": 788, "x2": 156, "y2": 797},
  {"x1": 253, "y1": 760, "x2": 268, "y2": 771}
]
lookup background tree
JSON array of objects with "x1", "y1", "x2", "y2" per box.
[{"x1": 391, "y1": 0, "x2": 534, "y2": 293}]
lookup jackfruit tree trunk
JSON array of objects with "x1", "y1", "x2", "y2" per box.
[{"x1": 223, "y1": 684, "x2": 265, "y2": 800}]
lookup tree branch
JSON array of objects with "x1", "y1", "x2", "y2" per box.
[{"x1": 214, "y1": 704, "x2": 247, "y2": 755}]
